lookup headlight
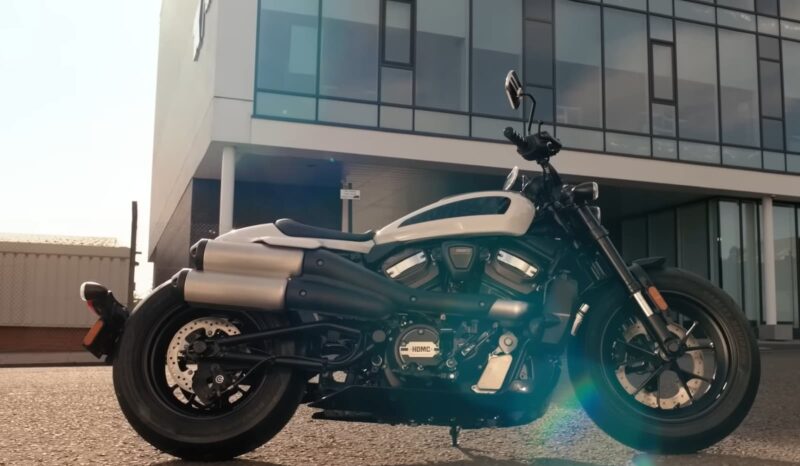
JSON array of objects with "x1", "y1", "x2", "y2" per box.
[{"x1": 572, "y1": 182, "x2": 599, "y2": 203}]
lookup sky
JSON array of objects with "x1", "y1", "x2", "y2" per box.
[{"x1": 0, "y1": 0, "x2": 161, "y2": 294}]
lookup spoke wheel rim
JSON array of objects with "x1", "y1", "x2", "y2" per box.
[{"x1": 599, "y1": 291, "x2": 733, "y2": 422}]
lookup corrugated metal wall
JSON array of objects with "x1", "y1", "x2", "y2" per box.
[{"x1": 0, "y1": 242, "x2": 129, "y2": 328}]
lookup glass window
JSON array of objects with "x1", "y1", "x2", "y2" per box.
[
  {"x1": 719, "y1": 0, "x2": 754, "y2": 10},
  {"x1": 650, "y1": 17, "x2": 673, "y2": 42},
  {"x1": 384, "y1": 1, "x2": 412, "y2": 64},
  {"x1": 676, "y1": 22, "x2": 719, "y2": 142},
  {"x1": 781, "y1": 0, "x2": 800, "y2": 20},
  {"x1": 723, "y1": 147, "x2": 762, "y2": 168},
  {"x1": 773, "y1": 205, "x2": 797, "y2": 323},
  {"x1": 652, "y1": 43, "x2": 675, "y2": 102},
  {"x1": 606, "y1": 133, "x2": 651, "y2": 156},
  {"x1": 653, "y1": 138, "x2": 678, "y2": 159},
  {"x1": 556, "y1": 126, "x2": 604, "y2": 151},
  {"x1": 319, "y1": 0, "x2": 380, "y2": 100},
  {"x1": 525, "y1": 0, "x2": 553, "y2": 21},
  {"x1": 717, "y1": 9, "x2": 757, "y2": 31},
  {"x1": 555, "y1": 0, "x2": 602, "y2": 128},
  {"x1": 719, "y1": 30, "x2": 760, "y2": 147},
  {"x1": 605, "y1": 0, "x2": 646, "y2": 11},
  {"x1": 709, "y1": 201, "x2": 720, "y2": 286},
  {"x1": 757, "y1": 0, "x2": 778, "y2": 16},
  {"x1": 649, "y1": 210, "x2": 677, "y2": 266},
  {"x1": 380, "y1": 106, "x2": 413, "y2": 130},
  {"x1": 782, "y1": 20, "x2": 800, "y2": 40},
  {"x1": 257, "y1": 0, "x2": 319, "y2": 94},
  {"x1": 472, "y1": 116, "x2": 523, "y2": 140},
  {"x1": 763, "y1": 150, "x2": 786, "y2": 170},
  {"x1": 473, "y1": 0, "x2": 523, "y2": 118},
  {"x1": 653, "y1": 103, "x2": 677, "y2": 137},
  {"x1": 763, "y1": 118, "x2": 785, "y2": 150},
  {"x1": 621, "y1": 217, "x2": 647, "y2": 263},
  {"x1": 719, "y1": 201, "x2": 743, "y2": 308},
  {"x1": 529, "y1": 87, "x2": 554, "y2": 122},
  {"x1": 678, "y1": 203, "x2": 710, "y2": 279},
  {"x1": 416, "y1": 0, "x2": 470, "y2": 111},
  {"x1": 604, "y1": 9, "x2": 649, "y2": 134},
  {"x1": 741, "y1": 202, "x2": 761, "y2": 322},
  {"x1": 759, "y1": 35, "x2": 781, "y2": 60},
  {"x1": 680, "y1": 141, "x2": 721, "y2": 163},
  {"x1": 650, "y1": 0, "x2": 673, "y2": 16},
  {"x1": 525, "y1": 21, "x2": 553, "y2": 87},
  {"x1": 381, "y1": 67, "x2": 412, "y2": 104},
  {"x1": 788, "y1": 154, "x2": 800, "y2": 172},
  {"x1": 675, "y1": 0, "x2": 715, "y2": 23},
  {"x1": 318, "y1": 99, "x2": 378, "y2": 126},
  {"x1": 414, "y1": 110, "x2": 469, "y2": 136},
  {"x1": 783, "y1": 40, "x2": 800, "y2": 151},
  {"x1": 760, "y1": 60, "x2": 783, "y2": 119},
  {"x1": 758, "y1": 16, "x2": 780, "y2": 35},
  {"x1": 255, "y1": 92, "x2": 316, "y2": 120}
]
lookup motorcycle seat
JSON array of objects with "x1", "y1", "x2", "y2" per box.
[{"x1": 275, "y1": 218, "x2": 375, "y2": 242}]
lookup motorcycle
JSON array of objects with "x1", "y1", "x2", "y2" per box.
[{"x1": 80, "y1": 70, "x2": 760, "y2": 461}]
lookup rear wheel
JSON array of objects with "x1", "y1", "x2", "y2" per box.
[
  {"x1": 113, "y1": 285, "x2": 305, "y2": 461},
  {"x1": 568, "y1": 267, "x2": 760, "y2": 453}
]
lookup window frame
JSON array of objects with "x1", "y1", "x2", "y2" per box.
[
  {"x1": 381, "y1": 0, "x2": 415, "y2": 67},
  {"x1": 650, "y1": 39, "x2": 677, "y2": 106}
]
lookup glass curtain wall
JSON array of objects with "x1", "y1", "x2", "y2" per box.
[
  {"x1": 255, "y1": 0, "x2": 800, "y2": 173},
  {"x1": 620, "y1": 199, "x2": 766, "y2": 324}
]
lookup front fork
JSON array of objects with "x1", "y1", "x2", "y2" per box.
[{"x1": 575, "y1": 206, "x2": 678, "y2": 354}]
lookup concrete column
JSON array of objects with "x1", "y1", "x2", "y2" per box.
[
  {"x1": 219, "y1": 146, "x2": 236, "y2": 235},
  {"x1": 761, "y1": 196, "x2": 777, "y2": 326},
  {"x1": 758, "y1": 195, "x2": 791, "y2": 339}
]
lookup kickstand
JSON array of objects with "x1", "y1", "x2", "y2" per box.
[{"x1": 449, "y1": 424, "x2": 462, "y2": 447}]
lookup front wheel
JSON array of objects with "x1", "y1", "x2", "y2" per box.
[
  {"x1": 568, "y1": 267, "x2": 760, "y2": 454},
  {"x1": 112, "y1": 285, "x2": 305, "y2": 461}
]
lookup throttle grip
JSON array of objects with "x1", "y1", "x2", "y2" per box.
[{"x1": 503, "y1": 127, "x2": 528, "y2": 150}]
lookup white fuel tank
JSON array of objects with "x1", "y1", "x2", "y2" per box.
[{"x1": 374, "y1": 191, "x2": 535, "y2": 245}]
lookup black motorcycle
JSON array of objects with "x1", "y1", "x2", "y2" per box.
[{"x1": 81, "y1": 70, "x2": 760, "y2": 461}]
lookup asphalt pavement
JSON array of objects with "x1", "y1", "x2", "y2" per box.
[{"x1": 1, "y1": 347, "x2": 799, "y2": 466}]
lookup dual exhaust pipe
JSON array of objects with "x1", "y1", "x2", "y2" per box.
[{"x1": 174, "y1": 239, "x2": 530, "y2": 321}]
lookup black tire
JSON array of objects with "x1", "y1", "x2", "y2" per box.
[
  {"x1": 568, "y1": 267, "x2": 760, "y2": 454},
  {"x1": 112, "y1": 284, "x2": 305, "y2": 461}
]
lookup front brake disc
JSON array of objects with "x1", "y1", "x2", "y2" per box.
[{"x1": 614, "y1": 321, "x2": 704, "y2": 409}]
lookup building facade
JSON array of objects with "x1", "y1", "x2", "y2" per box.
[{"x1": 151, "y1": 0, "x2": 800, "y2": 338}]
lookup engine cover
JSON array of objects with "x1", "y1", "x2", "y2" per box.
[{"x1": 394, "y1": 324, "x2": 441, "y2": 368}]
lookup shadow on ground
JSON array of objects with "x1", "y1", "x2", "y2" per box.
[{"x1": 154, "y1": 448, "x2": 800, "y2": 466}]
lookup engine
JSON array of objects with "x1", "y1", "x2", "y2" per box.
[
  {"x1": 380, "y1": 241, "x2": 547, "y2": 299},
  {"x1": 378, "y1": 241, "x2": 551, "y2": 384}
]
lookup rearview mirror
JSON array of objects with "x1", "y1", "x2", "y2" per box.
[{"x1": 504, "y1": 70, "x2": 523, "y2": 110}]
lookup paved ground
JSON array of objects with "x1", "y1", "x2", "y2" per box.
[{"x1": 1, "y1": 347, "x2": 799, "y2": 466}]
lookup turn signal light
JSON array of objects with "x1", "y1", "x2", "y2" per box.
[{"x1": 647, "y1": 286, "x2": 669, "y2": 312}]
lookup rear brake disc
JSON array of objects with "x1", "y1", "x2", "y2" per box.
[{"x1": 166, "y1": 317, "x2": 240, "y2": 393}]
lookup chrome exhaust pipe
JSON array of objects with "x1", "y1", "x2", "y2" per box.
[
  {"x1": 190, "y1": 239, "x2": 304, "y2": 278},
  {"x1": 177, "y1": 269, "x2": 288, "y2": 310}
]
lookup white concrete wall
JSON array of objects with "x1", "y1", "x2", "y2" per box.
[
  {"x1": 0, "y1": 243, "x2": 129, "y2": 328},
  {"x1": 244, "y1": 118, "x2": 800, "y2": 203},
  {"x1": 149, "y1": 0, "x2": 220, "y2": 257},
  {"x1": 150, "y1": 0, "x2": 258, "y2": 257}
]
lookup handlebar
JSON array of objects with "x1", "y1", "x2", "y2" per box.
[
  {"x1": 503, "y1": 126, "x2": 562, "y2": 162},
  {"x1": 503, "y1": 127, "x2": 529, "y2": 152}
]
